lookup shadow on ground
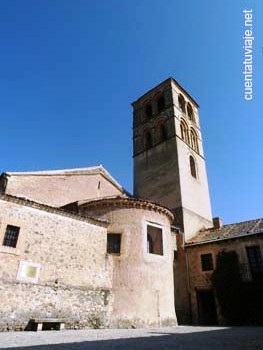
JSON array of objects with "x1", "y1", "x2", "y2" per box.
[{"x1": 2, "y1": 327, "x2": 263, "y2": 350}]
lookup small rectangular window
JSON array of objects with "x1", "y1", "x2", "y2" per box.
[
  {"x1": 246, "y1": 246, "x2": 263, "y2": 280},
  {"x1": 107, "y1": 233, "x2": 121, "y2": 254},
  {"x1": 201, "y1": 253, "x2": 213, "y2": 271},
  {"x1": 147, "y1": 225, "x2": 163, "y2": 255},
  {"x1": 3, "y1": 225, "x2": 20, "y2": 248}
]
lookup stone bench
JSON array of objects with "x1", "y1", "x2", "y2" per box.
[{"x1": 30, "y1": 318, "x2": 65, "y2": 331}]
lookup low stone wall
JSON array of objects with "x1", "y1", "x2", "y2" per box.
[{"x1": 0, "y1": 280, "x2": 112, "y2": 331}]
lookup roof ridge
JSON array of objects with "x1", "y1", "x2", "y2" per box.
[
  {"x1": 4, "y1": 165, "x2": 103, "y2": 175},
  {"x1": 206, "y1": 218, "x2": 263, "y2": 232},
  {"x1": 186, "y1": 218, "x2": 263, "y2": 245},
  {"x1": 223, "y1": 218, "x2": 262, "y2": 227},
  {"x1": 2, "y1": 164, "x2": 126, "y2": 194}
]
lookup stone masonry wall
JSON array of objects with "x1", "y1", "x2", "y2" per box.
[
  {"x1": 80, "y1": 203, "x2": 177, "y2": 328},
  {"x1": 0, "y1": 281, "x2": 110, "y2": 331},
  {"x1": 186, "y1": 235, "x2": 263, "y2": 324},
  {"x1": 0, "y1": 198, "x2": 113, "y2": 331},
  {"x1": 3, "y1": 173, "x2": 122, "y2": 207}
]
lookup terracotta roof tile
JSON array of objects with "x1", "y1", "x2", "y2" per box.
[{"x1": 186, "y1": 218, "x2": 263, "y2": 245}]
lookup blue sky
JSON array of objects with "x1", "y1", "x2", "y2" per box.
[{"x1": 0, "y1": 0, "x2": 262, "y2": 224}]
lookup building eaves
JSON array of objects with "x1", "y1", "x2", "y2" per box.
[
  {"x1": 78, "y1": 195, "x2": 174, "y2": 223},
  {"x1": 132, "y1": 77, "x2": 199, "y2": 108},
  {"x1": 2, "y1": 164, "x2": 126, "y2": 194},
  {"x1": 186, "y1": 218, "x2": 263, "y2": 247},
  {"x1": 0, "y1": 194, "x2": 108, "y2": 228}
]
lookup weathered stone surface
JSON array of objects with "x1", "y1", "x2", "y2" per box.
[
  {"x1": 79, "y1": 199, "x2": 177, "y2": 328},
  {"x1": 0, "y1": 198, "x2": 112, "y2": 331},
  {"x1": 132, "y1": 77, "x2": 214, "y2": 325},
  {"x1": 186, "y1": 235, "x2": 263, "y2": 325},
  {"x1": 0, "y1": 281, "x2": 110, "y2": 331},
  {"x1": 0, "y1": 166, "x2": 124, "y2": 207},
  {"x1": 0, "y1": 193, "x2": 178, "y2": 331},
  {"x1": 132, "y1": 78, "x2": 212, "y2": 240}
]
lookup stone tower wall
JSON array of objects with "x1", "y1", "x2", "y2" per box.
[{"x1": 133, "y1": 78, "x2": 212, "y2": 240}]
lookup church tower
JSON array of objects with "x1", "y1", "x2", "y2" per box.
[{"x1": 132, "y1": 77, "x2": 212, "y2": 240}]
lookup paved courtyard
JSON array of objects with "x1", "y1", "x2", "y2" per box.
[{"x1": 0, "y1": 326, "x2": 263, "y2": 349}]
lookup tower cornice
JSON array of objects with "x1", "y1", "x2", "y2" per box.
[{"x1": 132, "y1": 77, "x2": 199, "y2": 108}]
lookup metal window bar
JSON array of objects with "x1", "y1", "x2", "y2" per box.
[{"x1": 3, "y1": 225, "x2": 20, "y2": 248}]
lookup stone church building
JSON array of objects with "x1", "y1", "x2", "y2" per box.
[{"x1": 0, "y1": 77, "x2": 262, "y2": 330}]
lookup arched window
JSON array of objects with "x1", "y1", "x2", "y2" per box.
[
  {"x1": 145, "y1": 103, "x2": 152, "y2": 119},
  {"x1": 187, "y1": 103, "x2": 194, "y2": 122},
  {"x1": 178, "y1": 94, "x2": 186, "y2": 113},
  {"x1": 190, "y1": 128, "x2": 199, "y2": 153},
  {"x1": 190, "y1": 156, "x2": 197, "y2": 178},
  {"x1": 180, "y1": 120, "x2": 189, "y2": 143},
  {"x1": 158, "y1": 123, "x2": 166, "y2": 143},
  {"x1": 157, "y1": 96, "x2": 165, "y2": 113},
  {"x1": 144, "y1": 130, "x2": 152, "y2": 150}
]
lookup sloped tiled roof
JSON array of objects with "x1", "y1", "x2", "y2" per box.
[{"x1": 186, "y1": 218, "x2": 263, "y2": 246}]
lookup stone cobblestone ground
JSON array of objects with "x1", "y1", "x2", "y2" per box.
[{"x1": 0, "y1": 326, "x2": 263, "y2": 349}]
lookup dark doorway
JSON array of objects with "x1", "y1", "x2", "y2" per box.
[{"x1": 197, "y1": 289, "x2": 218, "y2": 325}]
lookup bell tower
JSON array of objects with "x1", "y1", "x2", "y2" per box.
[{"x1": 132, "y1": 77, "x2": 212, "y2": 240}]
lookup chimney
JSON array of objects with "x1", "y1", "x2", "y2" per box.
[{"x1": 213, "y1": 217, "x2": 223, "y2": 229}]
